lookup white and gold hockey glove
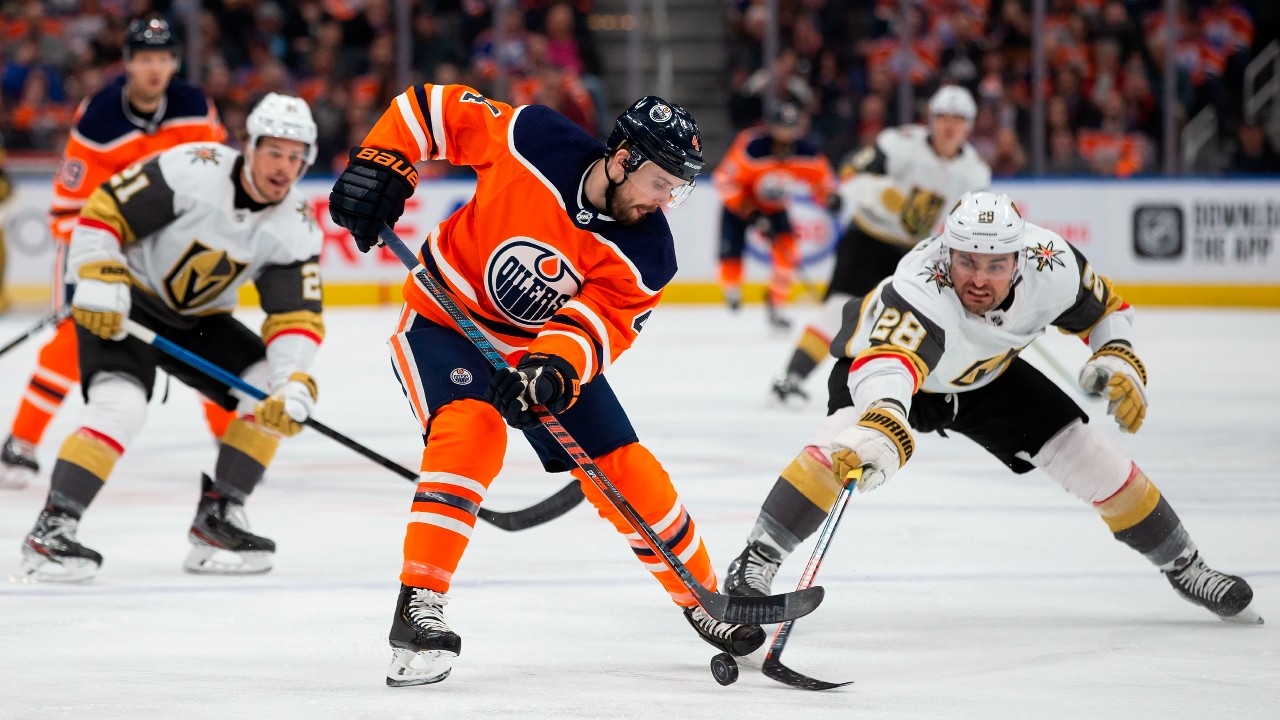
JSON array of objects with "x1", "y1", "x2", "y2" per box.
[
  {"x1": 72, "y1": 260, "x2": 132, "y2": 340},
  {"x1": 255, "y1": 372, "x2": 318, "y2": 437},
  {"x1": 1078, "y1": 342, "x2": 1148, "y2": 433},
  {"x1": 830, "y1": 402, "x2": 915, "y2": 493}
]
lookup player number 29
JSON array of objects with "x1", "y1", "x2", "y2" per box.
[{"x1": 869, "y1": 308, "x2": 926, "y2": 351}]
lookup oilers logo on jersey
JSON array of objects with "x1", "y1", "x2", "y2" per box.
[
  {"x1": 486, "y1": 239, "x2": 582, "y2": 327},
  {"x1": 164, "y1": 241, "x2": 250, "y2": 310},
  {"x1": 449, "y1": 368, "x2": 473, "y2": 386}
]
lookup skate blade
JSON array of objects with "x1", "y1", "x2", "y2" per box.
[
  {"x1": 1224, "y1": 604, "x2": 1264, "y2": 625},
  {"x1": 386, "y1": 648, "x2": 455, "y2": 687},
  {"x1": 0, "y1": 466, "x2": 35, "y2": 490},
  {"x1": 183, "y1": 546, "x2": 272, "y2": 575},
  {"x1": 12, "y1": 550, "x2": 98, "y2": 584}
]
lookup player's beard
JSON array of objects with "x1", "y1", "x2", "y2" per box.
[{"x1": 605, "y1": 182, "x2": 654, "y2": 226}]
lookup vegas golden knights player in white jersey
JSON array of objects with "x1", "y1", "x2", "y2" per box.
[
  {"x1": 771, "y1": 86, "x2": 991, "y2": 403},
  {"x1": 727, "y1": 191, "x2": 1261, "y2": 625},
  {"x1": 18, "y1": 94, "x2": 326, "y2": 582}
]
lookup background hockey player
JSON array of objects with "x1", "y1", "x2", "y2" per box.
[
  {"x1": 712, "y1": 102, "x2": 837, "y2": 329},
  {"x1": 725, "y1": 191, "x2": 1261, "y2": 626},
  {"x1": 0, "y1": 18, "x2": 228, "y2": 490},
  {"x1": 770, "y1": 85, "x2": 990, "y2": 403},
  {"x1": 18, "y1": 94, "x2": 324, "y2": 583},
  {"x1": 329, "y1": 87, "x2": 765, "y2": 687}
]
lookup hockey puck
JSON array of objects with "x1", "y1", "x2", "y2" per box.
[{"x1": 710, "y1": 652, "x2": 739, "y2": 686}]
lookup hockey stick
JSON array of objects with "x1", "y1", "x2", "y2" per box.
[
  {"x1": 0, "y1": 309, "x2": 70, "y2": 360},
  {"x1": 760, "y1": 468, "x2": 858, "y2": 690},
  {"x1": 120, "y1": 318, "x2": 581, "y2": 532},
  {"x1": 378, "y1": 224, "x2": 823, "y2": 625}
]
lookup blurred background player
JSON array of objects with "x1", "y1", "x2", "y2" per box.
[
  {"x1": 713, "y1": 102, "x2": 836, "y2": 330},
  {"x1": 17, "y1": 94, "x2": 323, "y2": 583},
  {"x1": 0, "y1": 18, "x2": 228, "y2": 490},
  {"x1": 329, "y1": 89, "x2": 765, "y2": 686},
  {"x1": 726, "y1": 191, "x2": 1261, "y2": 625},
  {"x1": 769, "y1": 85, "x2": 990, "y2": 403}
]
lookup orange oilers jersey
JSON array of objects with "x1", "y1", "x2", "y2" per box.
[
  {"x1": 50, "y1": 76, "x2": 224, "y2": 242},
  {"x1": 362, "y1": 84, "x2": 677, "y2": 385},
  {"x1": 713, "y1": 128, "x2": 836, "y2": 217}
]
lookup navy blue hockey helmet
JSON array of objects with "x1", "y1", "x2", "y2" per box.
[
  {"x1": 125, "y1": 17, "x2": 178, "y2": 57},
  {"x1": 607, "y1": 96, "x2": 705, "y2": 185}
]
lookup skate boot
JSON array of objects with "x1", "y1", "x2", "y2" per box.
[
  {"x1": 184, "y1": 474, "x2": 274, "y2": 575},
  {"x1": 764, "y1": 293, "x2": 792, "y2": 330},
  {"x1": 1164, "y1": 551, "x2": 1263, "y2": 624},
  {"x1": 387, "y1": 584, "x2": 461, "y2": 686},
  {"x1": 683, "y1": 605, "x2": 765, "y2": 657},
  {"x1": 724, "y1": 541, "x2": 782, "y2": 598},
  {"x1": 16, "y1": 508, "x2": 102, "y2": 583},
  {"x1": 769, "y1": 372, "x2": 809, "y2": 405},
  {"x1": 0, "y1": 434, "x2": 39, "y2": 489},
  {"x1": 725, "y1": 287, "x2": 743, "y2": 312}
]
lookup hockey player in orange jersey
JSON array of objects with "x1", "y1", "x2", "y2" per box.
[
  {"x1": 0, "y1": 18, "x2": 229, "y2": 490},
  {"x1": 329, "y1": 87, "x2": 766, "y2": 686},
  {"x1": 713, "y1": 102, "x2": 837, "y2": 329}
]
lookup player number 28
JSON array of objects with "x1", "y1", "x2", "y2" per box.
[{"x1": 869, "y1": 308, "x2": 926, "y2": 351}]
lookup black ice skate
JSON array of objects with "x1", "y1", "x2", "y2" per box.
[
  {"x1": 770, "y1": 372, "x2": 809, "y2": 405},
  {"x1": 724, "y1": 541, "x2": 783, "y2": 598},
  {"x1": 0, "y1": 434, "x2": 39, "y2": 489},
  {"x1": 184, "y1": 474, "x2": 274, "y2": 575},
  {"x1": 17, "y1": 508, "x2": 102, "y2": 583},
  {"x1": 1164, "y1": 552, "x2": 1263, "y2": 624},
  {"x1": 683, "y1": 605, "x2": 765, "y2": 657},
  {"x1": 387, "y1": 584, "x2": 461, "y2": 686}
]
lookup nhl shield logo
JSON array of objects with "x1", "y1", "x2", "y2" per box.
[
  {"x1": 649, "y1": 104, "x2": 673, "y2": 123},
  {"x1": 486, "y1": 239, "x2": 582, "y2": 327},
  {"x1": 576, "y1": 209, "x2": 594, "y2": 225},
  {"x1": 449, "y1": 368, "x2": 473, "y2": 385}
]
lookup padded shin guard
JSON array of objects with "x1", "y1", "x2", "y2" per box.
[
  {"x1": 1095, "y1": 464, "x2": 1193, "y2": 570},
  {"x1": 48, "y1": 429, "x2": 122, "y2": 516},
  {"x1": 748, "y1": 446, "x2": 841, "y2": 557},
  {"x1": 402, "y1": 399, "x2": 504, "y2": 592},
  {"x1": 573, "y1": 442, "x2": 716, "y2": 606}
]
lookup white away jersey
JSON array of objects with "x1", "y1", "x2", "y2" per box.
[
  {"x1": 831, "y1": 223, "x2": 1133, "y2": 408},
  {"x1": 839, "y1": 124, "x2": 991, "y2": 248},
  {"x1": 67, "y1": 142, "x2": 323, "y2": 324}
]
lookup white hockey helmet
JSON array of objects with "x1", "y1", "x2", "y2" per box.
[
  {"x1": 246, "y1": 92, "x2": 318, "y2": 166},
  {"x1": 943, "y1": 191, "x2": 1026, "y2": 275},
  {"x1": 928, "y1": 85, "x2": 977, "y2": 123}
]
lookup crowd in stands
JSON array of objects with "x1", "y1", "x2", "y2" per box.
[
  {"x1": 0, "y1": 0, "x2": 1276, "y2": 178},
  {"x1": 727, "y1": 0, "x2": 1279, "y2": 176}
]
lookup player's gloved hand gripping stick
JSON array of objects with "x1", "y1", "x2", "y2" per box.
[
  {"x1": 376, "y1": 224, "x2": 824, "y2": 625},
  {"x1": 120, "y1": 318, "x2": 581, "y2": 532}
]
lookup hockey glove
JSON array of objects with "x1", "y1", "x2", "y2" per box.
[
  {"x1": 72, "y1": 260, "x2": 131, "y2": 340},
  {"x1": 328, "y1": 147, "x2": 418, "y2": 252},
  {"x1": 1078, "y1": 342, "x2": 1148, "y2": 433},
  {"x1": 255, "y1": 372, "x2": 318, "y2": 437},
  {"x1": 830, "y1": 403, "x2": 915, "y2": 493},
  {"x1": 486, "y1": 353, "x2": 581, "y2": 429}
]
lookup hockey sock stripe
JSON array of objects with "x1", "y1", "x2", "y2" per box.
[
  {"x1": 630, "y1": 511, "x2": 692, "y2": 557},
  {"x1": 417, "y1": 471, "x2": 489, "y2": 502},
  {"x1": 20, "y1": 391, "x2": 60, "y2": 415},
  {"x1": 408, "y1": 510, "x2": 476, "y2": 539},
  {"x1": 1094, "y1": 464, "x2": 1161, "y2": 533},
  {"x1": 34, "y1": 365, "x2": 75, "y2": 390},
  {"x1": 413, "y1": 491, "x2": 481, "y2": 517},
  {"x1": 777, "y1": 447, "x2": 842, "y2": 510},
  {"x1": 221, "y1": 418, "x2": 280, "y2": 467},
  {"x1": 797, "y1": 327, "x2": 831, "y2": 363},
  {"x1": 29, "y1": 378, "x2": 67, "y2": 402}
]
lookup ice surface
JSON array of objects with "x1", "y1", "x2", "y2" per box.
[{"x1": 1, "y1": 305, "x2": 1276, "y2": 719}]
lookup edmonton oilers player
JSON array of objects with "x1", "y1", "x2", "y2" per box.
[{"x1": 329, "y1": 88, "x2": 766, "y2": 686}]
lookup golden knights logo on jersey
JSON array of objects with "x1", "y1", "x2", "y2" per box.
[
  {"x1": 900, "y1": 187, "x2": 947, "y2": 237},
  {"x1": 164, "y1": 240, "x2": 249, "y2": 310}
]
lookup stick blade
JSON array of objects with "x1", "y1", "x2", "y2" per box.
[
  {"x1": 761, "y1": 656, "x2": 853, "y2": 691},
  {"x1": 698, "y1": 585, "x2": 825, "y2": 625},
  {"x1": 476, "y1": 481, "x2": 585, "y2": 531}
]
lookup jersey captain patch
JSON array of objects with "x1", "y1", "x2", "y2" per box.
[
  {"x1": 1027, "y1": 241, "x2": 1066, "y2": 272},
  {"x1": 485, "y1": 239, "x2": 582, "y2": 327},
  {"x1": 164, "y1": 240, "x2": 250, "y2": 310}
]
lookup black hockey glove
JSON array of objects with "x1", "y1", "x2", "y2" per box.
[
  {"x1": 328, "y1": 147, "x2": 418, "y2": 252},
  {"x1": 486, "y1": 353, "x2": 581, "y2": 429},
  {"x1": 824, "y1": 192, "x2": 842, "y2": 215},
  {"x1": 907, "y1": 392, "x2": 957, "y2": 435}
]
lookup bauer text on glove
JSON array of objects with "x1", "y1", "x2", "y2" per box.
[{"x1": 328, "y1": 147, "x2": 418, "y2": 252}]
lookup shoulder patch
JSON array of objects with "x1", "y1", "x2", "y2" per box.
[
  {"x1": 185, "y1": 145, "x2": 223, "y2": 165},
  {"x1": 1026, "y1": 241, "x2": 1066, "y2": 272}
]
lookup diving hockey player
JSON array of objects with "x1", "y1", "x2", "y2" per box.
[
  {"x1": 727, "y1": 191, "x2": 1262, "y2": 625},
  {"x1": 770, "y1": 85, "x2": 990, "y2": 402},
  {"x1": 2, "y1": 18, "x2": 229, "y2": 490},
  {"x1": 17, "y1": 93, "x2": 324, "y2": 582},
  {"x1": 329, "y1": 88, "x2": 765, "y2": 686}
]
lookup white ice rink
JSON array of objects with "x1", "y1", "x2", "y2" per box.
[{"x1": 0, "y1": 304, "x2": 1276, "y2": 719}]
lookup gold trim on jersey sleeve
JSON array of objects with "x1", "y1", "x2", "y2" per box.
[
  {"x1": 81, "y1": 187, "x2": 136, "y2": 244},
  {"x1": 1061, "y1": 273, "x2": 1125, "y2": 339},
  {"x1": 853, "y1": 213, "x2": 914, "y2": 248},
  {"x1": 261, "y1": 310, "x2": 326, "y2": 344}
]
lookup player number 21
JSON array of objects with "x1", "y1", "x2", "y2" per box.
[
  {"x1": 869, "y1": 308, "x2": 926, "y2": 351},
  {"x1": 109, "y1": 163, "x2": 150, "y2": 205}
]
